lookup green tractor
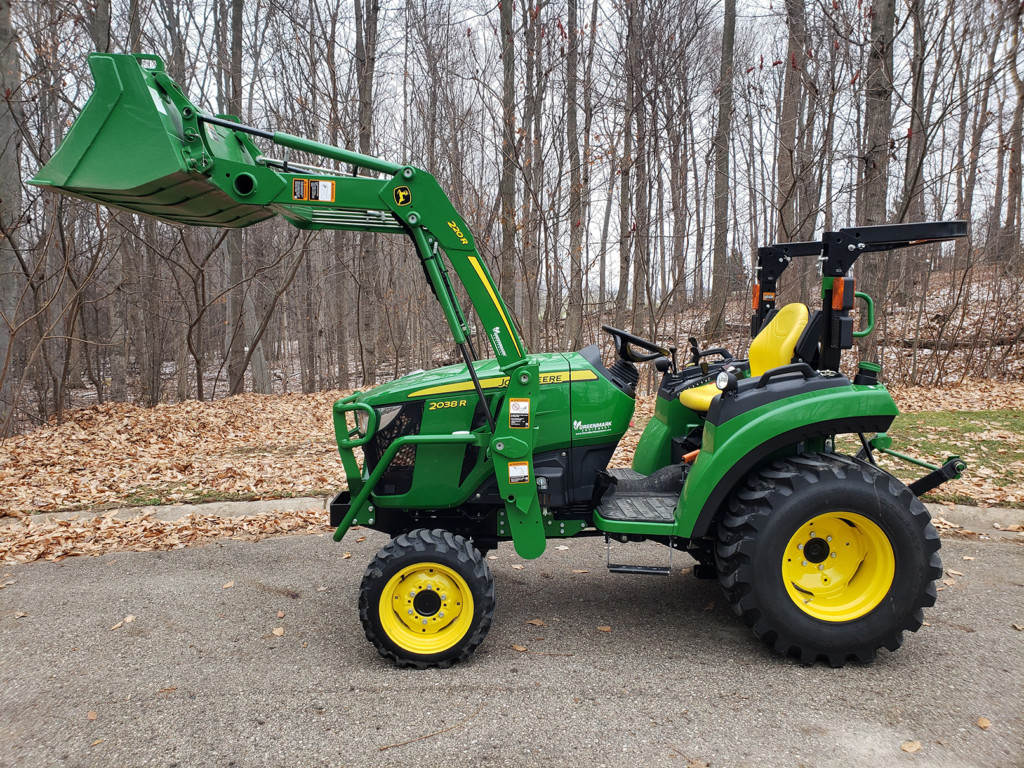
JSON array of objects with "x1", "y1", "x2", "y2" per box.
[{"x1": 33, "y1": 53, "x2": 968, "y2": 668}]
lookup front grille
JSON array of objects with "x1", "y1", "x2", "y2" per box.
[{"x1": 364, "y1": 401, "x2": 424, "y2": 495}]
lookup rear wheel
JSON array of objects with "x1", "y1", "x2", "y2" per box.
[
  {"x1": 716, "y1": 453, "x2": 942, "y2": 666},
  {"x1": 359, "y1": 528, "x2": 495, "y2": 669}
]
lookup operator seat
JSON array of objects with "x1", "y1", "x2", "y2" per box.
[{"x1": 678, "y1": 302, "x2": 810, "y2": 412}]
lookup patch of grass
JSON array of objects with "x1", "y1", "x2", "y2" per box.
[{"x1": 837, "y1": 409, "x2": 1024, "y2": 507}]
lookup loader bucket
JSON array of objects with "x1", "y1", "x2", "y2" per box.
[{"x1": 29, "y1": 53, "x2": 275, "y2": 228}]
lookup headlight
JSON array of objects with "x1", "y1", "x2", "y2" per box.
[
  {"x1": 355, "y1": 409, "x2": 369, "y2": 434},
  {"x1": 377, "y1": 404, "x2": 403, "y2": 431}
]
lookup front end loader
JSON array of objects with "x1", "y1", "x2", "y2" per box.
[{"x1": 32, "y1": 53, "x2": 968, "y2": 669}]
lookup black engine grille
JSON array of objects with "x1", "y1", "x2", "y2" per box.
[{"x1": 364, "y1": 401, "x2": 424, "y2": 496}]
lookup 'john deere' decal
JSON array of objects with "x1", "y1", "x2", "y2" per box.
[{"x1": 394, "y1": 186, "x2": 412, "y2": 206}]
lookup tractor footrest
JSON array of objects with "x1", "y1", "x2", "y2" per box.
[
  {"x1": 607, "y1": 563, "x2": 672, "y2": 576},
  {"x1": 598, "y1": 492, "x2": 677, "y2": 523}
]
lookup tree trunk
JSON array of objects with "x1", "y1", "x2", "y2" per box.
[
  {"x1": 614, "y1": 2, "x2": 637, "y2": 329},
  {"x1": 708, "y1": 0, "x2": 736, "y2": 339},
  {"x1": 775, "y1": 0, "x2": 805, "y2": 245},
  {"x1": 0, "y1": 0, "x2": 21, "y2": 434},
  {"x1": 499, "y1": 0, "x2": 517, "y2": 343},
  {"x1": 857, "y1": 0, "x2": 896, "y2": 361},
  {"x1": 1003, "y1": 1, "x2": 1023, "y2": 271},
  {"x1": 226, "y1": 0, "x2": 246, "y2": 395},
  {"x1": 565, "y1": 0, "x2": 584, "y2": 349},
  {"x1": 355, "y1": 0, "x2": 380, "y2": 380}
]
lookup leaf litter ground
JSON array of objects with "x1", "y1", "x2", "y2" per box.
[{"x1": 2, "y1": 382, "x2": 1023, "y2": 563}]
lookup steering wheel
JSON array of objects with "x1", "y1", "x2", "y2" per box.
[{"x1": 601, "y1": 325, "x2": 673, "y2": 363}]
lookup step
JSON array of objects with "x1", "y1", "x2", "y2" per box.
[
  {"x1": 598, "y1": 492, "x2": 677, "y2": 524},
  {"x1": 607, "y1": 563, "x2": 672, "y2": 576}
]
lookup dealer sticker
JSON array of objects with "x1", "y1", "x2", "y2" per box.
[
  {"x1": 508, "y1": 461, "x2": 530, "y2": 484},
  {"x1": 509, "y1": 398, "x2": 530, "y2": 429}
]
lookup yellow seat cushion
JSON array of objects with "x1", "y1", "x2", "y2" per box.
[
  {"x1": 749, "y1": 302, "x2": 809, "y2": 376},
  {"x1": 679, "y1": 381, "x2": 721, "y2": 412},
  {"x1": 678, "y1": 302, "x2": 810, "y2": 413}
]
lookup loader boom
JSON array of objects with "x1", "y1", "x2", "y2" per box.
[{"x1": 29, "y1": 52, "x2": 527, "y2": 373}]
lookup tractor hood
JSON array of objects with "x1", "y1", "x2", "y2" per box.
[{"x1": 355, "y1": 353, "x2": 580, "y2": 406}]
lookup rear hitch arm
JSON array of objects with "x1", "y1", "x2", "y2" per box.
[{"x1": 859, "y1": 433, "x2": 966, "y2": 499}]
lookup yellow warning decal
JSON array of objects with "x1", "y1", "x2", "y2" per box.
[
  {"x1": 408, "y1": 369, "x2": 597, "y2": 398},
  {"x1": 508, "y1": 461, "x2": 530, "y2": 484}
]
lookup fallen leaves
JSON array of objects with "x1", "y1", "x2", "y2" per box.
[
  {"x1": 87, "y1": 711, "x2": 97, "y2": 721},
  {"x1": 512, "y1": 644, "x2": 527, "y2": 652},
  {"x1": 1, "y1": 508, "x2": 330, "y2": 563},
  {"x1": 13, "y1": 611, "x2": 26, "y2": 619},
  {"x1": 525, "y1": 619, "x2": 546, "y2": 627},
  {"x1": 1013, "y1": 623, "x2": 1024, "y2": 631},
  {"x1": 900, "y1": 740, "x2": 922, "y2": 753},
  {"x1": 977, "y1": 717, "x2": 991, "y2": 730},
  {"x1": 0, "y1": 392, "x2": 351, "y2": 518},
  {"x1": 272, "y1": 627, "x2": 285, "y2": 637},
  {"x1": 597, "y1": 625, "x2": 611, "y2": 633},
  {"x1": 222, "y1": 581, "x2": 235, "y2": 589}
]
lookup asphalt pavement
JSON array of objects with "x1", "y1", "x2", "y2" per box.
[{"x1": 1, "y1": 521, "x2": 1022, "y2": 768}]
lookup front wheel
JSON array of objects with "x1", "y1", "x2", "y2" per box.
[
  {"x1": 716, "y1": 453, "x2": 942, "y2": 667},
  {"x1": 359, "y1": 529, "x2": 495, "y2": 669}
]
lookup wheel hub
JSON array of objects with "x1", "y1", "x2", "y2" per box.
[
  {"x1": 377, "y1": 562, "x2": 474, "y2": 655},
  {"x1": 803, "y1": 537, "x2": 830, "y2": 563},
  {"x1": 782, "y1": 512, "x2": 896, "y2": 622},
  {"x1": 413, "y1": 589, "x2": 442, "y2": 616}
]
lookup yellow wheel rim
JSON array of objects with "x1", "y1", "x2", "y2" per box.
[
  {"x1": 378, "y1": 562, "x2": 475, "y2": 655},
  {"x1": 782, "y1": 512, "x2": 895, "y2": 622}
]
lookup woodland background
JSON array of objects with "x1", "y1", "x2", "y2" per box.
[{"x1": 0, "y1": 0, "x2": 1021, "y2": 438}]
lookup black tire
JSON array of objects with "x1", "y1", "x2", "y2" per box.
[
  {"x1": 359, "y1": 528, "x2": 495, "y2": 669},
  {"x1": 716, "y1": 452, "x2": 942, "y2": 667}
]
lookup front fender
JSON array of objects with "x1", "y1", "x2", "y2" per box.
[{"x1": 677, "y1": 384, "x2": 899, "y2": 538}]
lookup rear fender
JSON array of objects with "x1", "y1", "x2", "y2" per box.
[{"x1": 677, "y1": 385, "x2": 899, "y2": 538}]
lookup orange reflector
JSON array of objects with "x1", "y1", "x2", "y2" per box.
[
  {"x1": 832, "y1": 278, "x2": 854, "y2": 310},
  {"x1": 752, "y1": 284, "x2": 760, "y2": 310},
  {"x1": 683, "y1": 449, "x2": 700, "y2": 464}
]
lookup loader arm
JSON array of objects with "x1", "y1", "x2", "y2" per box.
[{"x1": 29, "y1": 52, "x2": 527, "y2": 373}]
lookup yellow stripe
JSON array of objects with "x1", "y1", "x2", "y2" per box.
[
  {"x1": 468, "y1": 255, "x2": 522, "y2": 357},
  {"x1": 408, "y1": 369, "x2": 597, "y2": 398}
]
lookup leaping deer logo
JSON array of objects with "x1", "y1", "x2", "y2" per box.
[{"x1": 394, "y1": 186, "x2": 412, "y2": 206}]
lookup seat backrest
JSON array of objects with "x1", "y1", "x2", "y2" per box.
[{"x1": 749, "y1": 302, "x2": 809, "y2": 377}]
